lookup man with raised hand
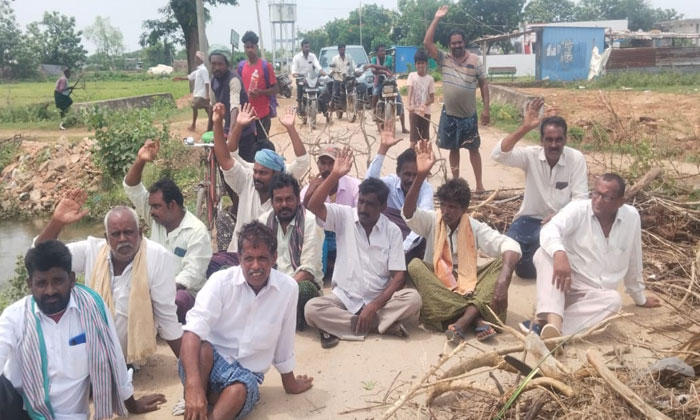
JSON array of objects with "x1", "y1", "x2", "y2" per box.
[
  {"x1": 211, "y1": 102, "x2": 310, "y2": 254},
  {"x1": 403, "y1": 141, "x2": 521, "y2": 343},
  {"x1": 366, "y1": 123, "x2": 434, "y2": 260},
  {"x1": 124, "y1": 140, "x2": 213, "y2": 323},
  {"x1": 492, "y1": 98, "x2": 588, "y2": 279},
  {"x1": 0, "y1": 240, "x2": 167, "y2": 419},
  {"x1": 532, "y1": 173, "x2": 660, "y2": 344},
  {"x1": 424, "y1": 5, "x2": 490, "y2": 190},
  {"x1": 258, "y1": 173, "x2": 324, "y2": 330},
  {"x1": 180, "y1": 222, "x2": 313, "y2": 420},
  {"x1": 304, "y1": 147, "x2": 422, "y2": 349},
  {"x1": 34, "y1": 190, "x2": 183, "y2": 363}
]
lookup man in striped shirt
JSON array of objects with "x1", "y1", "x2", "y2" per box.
[{"x1": 424, "y1": 5, "x2": 490, "y2": 191}]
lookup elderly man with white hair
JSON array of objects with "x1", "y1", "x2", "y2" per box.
[{"x1": 35, "y1": 189, "x2": 183, "y2": 363}]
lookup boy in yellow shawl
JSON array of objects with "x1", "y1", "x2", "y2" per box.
[{"x1": 402, "y1": 141, "x2": 521, "y2": 342}]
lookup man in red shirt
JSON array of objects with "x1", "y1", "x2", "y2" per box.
[{"x1": 240, "y1": 31, "x2": 279, "y2": 143}]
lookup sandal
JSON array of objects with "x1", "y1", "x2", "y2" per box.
[
  {"x1": 445, "y1": 325, "x2": 467, "y2": 344},
  {"x1": 320, "y1": 331, "x2": 339, "y2": 349},
  {"x1": 540, "y1": 324, "x2": 562, "y2": 352},
  {"x1": 475, "y1": 325, "x2": 497, "y2": 342},
  {"x1": 519, "y1": 320, "x2": 542, "y2": 336}
]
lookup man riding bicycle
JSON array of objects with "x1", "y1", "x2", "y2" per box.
[{"x1": 291, "y1": 39, "x2": 325, "y2": 116}]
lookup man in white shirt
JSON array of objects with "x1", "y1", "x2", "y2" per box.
[
  {"x1": 403, "y1": 141, "x2": 521, "y2": 343},
  {"x1": 124, "y1": 139, "x2": 213, "y2": 323},
  {"x1": 0, "y1": 240, "x2": 166, "y2": 419},
  {"x1": 180, "y1": 222, "x2": 313, "y2": 419},
  {"x1": 258, "y1": 173, "x2": 324, "y2": 330},
  {"x1": 291, "y1": 39, "x2": 325, "y2": 113},
  {"x1": 212, "y1": 102, "x2": 310, "y2": 254},
  {"x1": 188, "y1": 51, "x2": 211, "y2": 131},
  {"x1": 304, "y1": 147, "x2": 422, "y2": 349},
  {"x1": 329, "y1": 44, "x2": 356, "y2": 114},
  {"x1": 367, "y1": 125, "x2": 434, "y2": 259},
  {"x1": 35, "y1": 191, "x2": 183, "y2": 362},
  {"x1": 492, "y1": 98, "x2": 588, "y2": 279},
  {"x1": 532, "y1": 173, "x2": 660, "y2": 342}
]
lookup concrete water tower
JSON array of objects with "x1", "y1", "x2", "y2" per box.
[{"x1": 269, "y1": 0, "x2": 297, "y2": 71}]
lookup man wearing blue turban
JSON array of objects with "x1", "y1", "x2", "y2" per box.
[{"x1": 210, "y1": 102, "x2": 310, "y2": 253}]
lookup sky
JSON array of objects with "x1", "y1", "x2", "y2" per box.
[{"x1": 11, "y1": 0, "x2": 700, "y2": 54}]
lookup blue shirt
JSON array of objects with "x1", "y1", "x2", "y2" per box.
[{"x1": 366, "y1": 154, "x2": 434, "y2": 211}]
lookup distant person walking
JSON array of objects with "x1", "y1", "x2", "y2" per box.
[
  {"x1": 188, "y1": 51, "x2": 211, "y2": 131},
  {"x1": 424, "y1": 5, "x2": 490, "y2": 191},
  {"x1": 239, "y1": 31, "x2": 279, "y2": 143},
  {"x1": 54, "y1": 68, "x2": 74, "y2": 130}
]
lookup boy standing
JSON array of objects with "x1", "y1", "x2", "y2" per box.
[{"x1": 406, "y1": 50, "x2": 435, "y2": 146}]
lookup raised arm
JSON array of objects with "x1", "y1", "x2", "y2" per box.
[
  {"x1": 499, "y1": 97, "x2": 545, "y2": 153},
  {"x1": 214, "y1": 102, "x2": 256, "y2": 171},
  {"x1": 306, "y1": 147, "x2": 353, "y2": 222},
  {"x1": 367, "y1": 121, "x2": 403, "y2": 179},
  {"x1": 36, "y1": 189, "x2": 89, "y2": 244},
  {"x1": 403, "y1": 140, "x2": 435, "y2": 219},
  {"x1": 125, "y1": 140, "x2": 159, "y2": 187},
  {"x1": 278, "y1": 106, "x2": 306, "y2": 157},
  {"x1": 423, "y1": 5, "x2": 448, "y2": 60}
]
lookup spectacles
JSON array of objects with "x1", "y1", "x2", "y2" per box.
[{"x1": 590, "y1": 190, "x2": 619, "y2": 203}]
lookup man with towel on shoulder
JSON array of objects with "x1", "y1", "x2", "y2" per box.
[
  {"x1": 403, "y1": 141, "x2": 521, "y2": 343},
  {"x1": 34, "y1": 189, "x2": 183, "y2": 363}
]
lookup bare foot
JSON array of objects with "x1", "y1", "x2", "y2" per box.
[
  {"x1": 401, "y1": 128, "x2": 410, "y2": 134},
  {"x1": 188, "y1": 125, "x2": 196, "y2": 131},
  {"x1": 475, "y1": 183, "x2": 485, "y2": 193}
]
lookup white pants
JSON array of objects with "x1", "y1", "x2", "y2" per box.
[{"x1": 534, "y1": 248, "x2": 622, "y2": 335}]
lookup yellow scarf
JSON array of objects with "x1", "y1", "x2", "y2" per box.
[
  {"x1": 433, "y1": 211, "x2": 478, "y2": 295},
  {"x1": 91, "y1": 239, "x2": 157, "y2": 364}
]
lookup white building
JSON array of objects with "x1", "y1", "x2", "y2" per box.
[{"x1": 658, "y1": 19, "x2": 700, "y2": 46}]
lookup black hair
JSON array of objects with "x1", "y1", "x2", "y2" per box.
[
  {"x1": 338, "y1": 43, "x2": 346, "y2": 49},
  {"x1": 376, "y1": 44, "x2": 386, "y2": 52},
  {"x1": 436, "y1": 178, "x2": 471, "y2": 209},
  {"x1": 242, "y1": 31, "x2": 259, "y2": 45},
  {"x1": 237, "y1": 221, "x2": 277, "y2": 255},
  {"x1": 448, "y1": 29, "x2": 466, "y2": 43},
  {"x1": 358, "y1": 178, "x2": 390, "y2": 205},
  {"x1": 600, "y1": 173, "x2": 626, "y2": 198},
  {"x1": 540, "y1": 116, "x2": 568, "y2": 138},
  {"x1": 63, "y1": 68, "x2": 71, "y2": 76},
  {"x1": 149, "y1": 178, "x2": 184, "y2": 207},
  {"x1": 414, "y1": 49, "x2": 428, "y2": 63},
  {"x1": 270, "y1": 172, "x2": 300, "y2": 198},
  {"x1": 301, "y1": 39, "x2": 310, "y2": 46},
  {"x1": 254, "y1": 139, "x2": 276, "y2": 154},
  {"x1": 25, "y1": 240, "x2": 72, "y2": 280},
  {"x1": 396, "y1": 148, "x2": 417, "y2": 173}
]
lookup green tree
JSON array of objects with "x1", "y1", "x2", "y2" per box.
[
  {"x1": 575, "y1": 0, "x2": 681, "y2": 31},
  {"x1": 523, "y1": 0, "x2": 577, "y2": 23},
  {"x1": 298, "y1": 28, "x2": 329, "y2": 54},
  {"x1": 26, "y1": 11, "x2": 87, "y2": 69},
  {"x1": 0, "y1": 0, "x2": 39, "y2": 79},
  {"x1": 141, "y1": 0, "x2": 238, "y2": 73},
  {"x1": 84, "y1": 16, "x2": 125, "y2": 70}
]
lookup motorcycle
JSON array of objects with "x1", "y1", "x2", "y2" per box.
[
  {"x1": 327, "y1": 64, "x2": 359, "y2": 123},
  {"x1": 374, "y1": 74, "x2": 400, "y2": 135},
  {"x1": 296, "y1": 70, "x2": 330, "y2": 129},
  {"x1": 277, "y1": 73, "x2": 293, "y2": 98}
]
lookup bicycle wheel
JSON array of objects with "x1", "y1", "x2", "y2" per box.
[
  {"x1": 206, "y1": 149, "x2": 218, "y2": 230},
  {"x1": 196, "y1": 184, "x2": 207, "y2": 220}
]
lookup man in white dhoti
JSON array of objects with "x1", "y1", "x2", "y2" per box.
[{"x1": 532, "y1": 173, "x2": 660, "y2": 342}]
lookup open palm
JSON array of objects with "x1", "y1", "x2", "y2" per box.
[
  {"x1": 415, "y1": 140, "x2": 435, "y2": 175},
  {"x1": 279, "y1": 106, "x2": 296, "y2": 128},
  {"x1": 237, "y1": 103, "x2": 257, "y2": 127},
  {"x1": 138, "y1": 140, "x2": 159, "y2": 162},
  {"x1": 435, "y1": 5, "x2": 448, "y2": 19},
  {"x1": 381, "y1": 122, "x2": 403, "y2": 148},
  {"x1": 332, "y1": 147, "x2": 354, "y2": 177},
  {"x1": 53, "y1": 189, "x2": 89, "y2": 224}
]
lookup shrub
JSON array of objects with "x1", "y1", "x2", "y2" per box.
[{"x1": 0, "y1": 256, "x2": 29, "y2": 312}]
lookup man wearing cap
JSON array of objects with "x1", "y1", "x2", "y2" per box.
[
  {"x1": 301, "y1": 144, "x2": 361, "y2": 279},
  {"x1": 212, "y1": 102, "x2": 310, "y2": 253},
  {"x1": 188, "y1": 51, "x2": 211, "y2": 131},
  {"x1": 207, "y1": 45, "x2": 258, "y2": 163}
]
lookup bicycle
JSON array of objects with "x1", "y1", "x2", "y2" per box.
[{"x1": 185, "y1": 131, "x2": 225, "y2": 230}]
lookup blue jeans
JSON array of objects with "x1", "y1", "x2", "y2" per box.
[
  {"x1": 506, "y1": 216, "x2": 542, "y2": 279},
  {"x1": 321, "y1": 230, "x2": 336, "y2": 276}
]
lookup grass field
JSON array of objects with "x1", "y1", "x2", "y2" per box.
[{"x1": 0, "y1": 78, "x2": 190, "y2": 108}]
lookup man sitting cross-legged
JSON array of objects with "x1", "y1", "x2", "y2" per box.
[
  {"x1": 403, "y1": 141, "x2": 521, "y2": 343},
  {"x1": 258, "y1": 173, "x2": 324, "y2": 330},
  {"x1": 0, "y1": 241, "x2": 167, "y2": 419},
  {"x1": 531, "y1": 173, "x2": 660, "y2": 344},
  {"x1": 180, "y1": 222, "x2": 313, "y2": 420},
  {"x1": 124, "y1": 139, "x2": 213, "y2": 323},
  {"x1": 212, "y1": 102, "x2": 310, "y2": 253},
  {"x1": 491, "y1": 98, "x2": 588, "y2": 279},
  {"x1": 304, "y1": 147, "x2": 422, "y2": 349},
  {"x1": 34, "y1": 190, "x2": 183, "y2": 363}
]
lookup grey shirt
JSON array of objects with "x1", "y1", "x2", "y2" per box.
[{"x1": 437, "y1": 51, "x2": 485, "y2": 118}]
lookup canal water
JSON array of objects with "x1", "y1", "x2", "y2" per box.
[{"x1": 0, "y1": 220, "x2": 103, "y2": 287}]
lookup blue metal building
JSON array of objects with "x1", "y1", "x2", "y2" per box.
[
  {"x1": 392, "y1": 46, "x2": 418, "y2": 73},
  {"x1": 535, "y1": 26, "x2": 605, "y2": 81}
]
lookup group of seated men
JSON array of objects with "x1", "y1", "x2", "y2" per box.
[{"x1": 0, "y1": 95, "x2": 660, "y2": 419}]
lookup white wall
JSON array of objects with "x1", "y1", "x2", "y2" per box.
[{"x1": 482, "y1": 54, "x2": 536, "y2": 77}]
